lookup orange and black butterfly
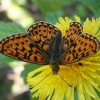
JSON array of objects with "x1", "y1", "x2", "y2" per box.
[{"x1": 0, "y1": 22, "x2": 100, "y2": 74}]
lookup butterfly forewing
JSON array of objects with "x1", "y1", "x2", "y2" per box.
[
  {"x1": 0, "y1": 33, "x2": 49, "y2": 64},
  {"x1": 62, "y1": 22, "x2": 83, "y2": 51},
  {"x1": 27, "y1": 21, "x2": 60, "y2": 54},
  {"x1": 60, "y1": 33, "x2": 100, "y2": 64}
]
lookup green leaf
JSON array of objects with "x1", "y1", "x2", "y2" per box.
[
  {"x1": 21, "y1": 63, "x2": 43, "y2": 84},
  {"x1": 0, "y1": 21, "x2": 26, "y2": 39},
  {"x1": 77, "y1": 0, "x2": 100, "y2": 17},
  {"x1": 45, "y1": 12, "x2": 62, "y2": 24},
  {"x1": 0, "y1": 54, "x2": 19, "y2": 65},
  {"x1": 32, "y1": 0, "x2": 65, "y2": 15}
]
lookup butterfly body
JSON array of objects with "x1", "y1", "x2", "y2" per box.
[
  {"x1": 0, "y1": 21, "x2": 100, "y2": 75},
  {"x1": 49, "y1": 30, "x2": 62, "y2": 74}
]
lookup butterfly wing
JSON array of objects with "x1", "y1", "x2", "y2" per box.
[
  {"x1": 27, "y1": 21, "x2": 61, "y2": 55},
  {"x1": 0, "y1": 33, "x2": 50, "y2": 64},
  {"x1": 0, "y1": 22, "x2": 61, "y2": 64},
  {"x1": 60, "y1": 33, "x2": 100, "y2": 64},
  {"x1": 61, "y1": 22, "x2": 83, "y2": 52}
]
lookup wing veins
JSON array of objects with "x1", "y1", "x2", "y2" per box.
[
  {"x1": 60, "y1": 33, "x2": 100, "y2": 64},
  {"x1": 60, "y1": 33, "x2": 82, "y2": 59},
  {"x1": 26, "y1": 34, "x2": 50, "y2": 61}
]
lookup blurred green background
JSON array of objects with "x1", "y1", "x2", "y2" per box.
[{"x1": 0, "y1": 0, "x2": 100, "y2": 100}]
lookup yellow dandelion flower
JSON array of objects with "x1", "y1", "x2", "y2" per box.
[{"x1": 27, "y1": 15, "x2": 100, "y2": 100}]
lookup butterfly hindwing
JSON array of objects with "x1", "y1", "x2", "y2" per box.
[
  {"x1": 0, "y1": 33, "x2": 49, "y2": 64},
  {"x1": 60, "y1": 33, "x2": 100, "y2": 64}
]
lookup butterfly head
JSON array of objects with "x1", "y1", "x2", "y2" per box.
[{"x1": 50, "y1": 60, "x2": 60, "y2": 75}]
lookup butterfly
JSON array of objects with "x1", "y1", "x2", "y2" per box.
[{"x1": 0, "y1": 21, "x2": 100, "y2": 74}]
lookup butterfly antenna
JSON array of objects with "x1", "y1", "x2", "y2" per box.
[
  {"x1": 30, "y1": 72, "x2": 52, "y2": 90},
  {"x1": 58, "y1": 73, "x2": 72, "y2": 87}
]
